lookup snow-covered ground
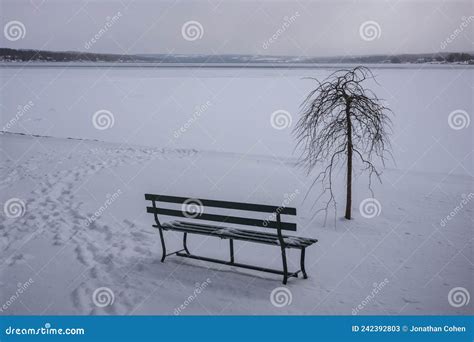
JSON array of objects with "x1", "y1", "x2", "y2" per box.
[{"x1": 0, "y1": 65, "x2": 472, "y2": 315}]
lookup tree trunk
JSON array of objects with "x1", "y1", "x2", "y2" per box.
[{"x1": 345, "y1": 104, "x2": 353, "y2": 220}]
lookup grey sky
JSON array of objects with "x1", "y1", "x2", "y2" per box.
[{"x1": 0, "y1": 0, "x2": 472, "y2": 56}]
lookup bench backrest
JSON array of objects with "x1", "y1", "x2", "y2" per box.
[{"x1": 145, "y1": 194, "x2": 297, "y2": 232}]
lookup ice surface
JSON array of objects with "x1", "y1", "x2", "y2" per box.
[{"x1": 1, "y1": 65, "x2": 472, "y2": 175}]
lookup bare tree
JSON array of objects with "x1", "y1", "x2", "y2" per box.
[{"x1": 293, "y1": 66, "x2": 392, "y2": 220}]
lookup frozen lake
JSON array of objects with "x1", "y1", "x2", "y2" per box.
[{"x1": 1, "y1": 64, "x2": 472, "y2": 175}]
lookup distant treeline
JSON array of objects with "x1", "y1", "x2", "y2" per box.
[
  {"x1": 0, "y1": 48, "x2": 146, "y2": 62},
  {"x1": 444, "y1": 53, "x2": 473, "y2": 63},
  {"x1": 0, "y1": 48, "x2": 473, "y2": 64},
  {"x1": 387, "y1": 52, "x2": 473, "y2": 64}
]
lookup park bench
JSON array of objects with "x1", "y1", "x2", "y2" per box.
[{"x1": 145, "y1": 194, "x2": 318, "y2": 284}]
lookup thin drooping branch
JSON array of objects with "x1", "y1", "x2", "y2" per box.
[{"x1": 293, "y1": 66, "x2": 393, "y2": 223}]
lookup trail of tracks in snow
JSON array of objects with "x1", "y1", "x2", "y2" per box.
[{"x1": 1, "y1": 142, "x2": 197, "y2": 314}]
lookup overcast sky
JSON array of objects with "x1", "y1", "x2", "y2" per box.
[{"x1": 0, "y1": 0, "x2": 472, "y2": 57}]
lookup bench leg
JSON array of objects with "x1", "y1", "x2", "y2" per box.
[
  {"x1": 157, "y1": 227, "x2": 167, "y2": 262},
  {"x1": 229, "y1": 239, "x2": 234, "y2": 263},
  {"x1": 280, "y1": 246, "x2": 288, "y2": 285},
  {"x1": 183, "y1": 232, "x2": 190, "y2": 255},
  {"x1": 300, "y1": 247, "x2": 308, "y2": 279}
]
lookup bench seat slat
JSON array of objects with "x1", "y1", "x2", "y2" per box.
[
  {"x1": 167, "y1": 222, "x2": 282, "y2": 245},
  {"x1": 145, "y1": 194, "x2": 296, "y2": 215},
  {"x1": 160, "y1": 225, "x2": 282, "y2": 247},
  {"x1": 172, "y1": 221, "x2": 317, "y2": 246},
  {"x1": 160, "y1": 221, "x2": 317, "y2": 248}
]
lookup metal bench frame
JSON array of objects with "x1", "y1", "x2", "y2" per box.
[{"x1": 145, "y1": 194, "x2": 317, "y2": 284}]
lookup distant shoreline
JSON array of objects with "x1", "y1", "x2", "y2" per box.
[
  {"x1": 1, "y1": 62, "x2": 472, "y2": 69},
  {"x1": 2, "y1": 48, "x2": 472, "y2": 68}
]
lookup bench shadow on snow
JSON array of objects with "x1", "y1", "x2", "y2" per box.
[{"x1": 136, "y1": 255, "x2": 289, "y2": 296}]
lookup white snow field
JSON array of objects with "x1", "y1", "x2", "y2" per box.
[{"x1": 0, "y1": 65, "x2": 472, "y2": 315}]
